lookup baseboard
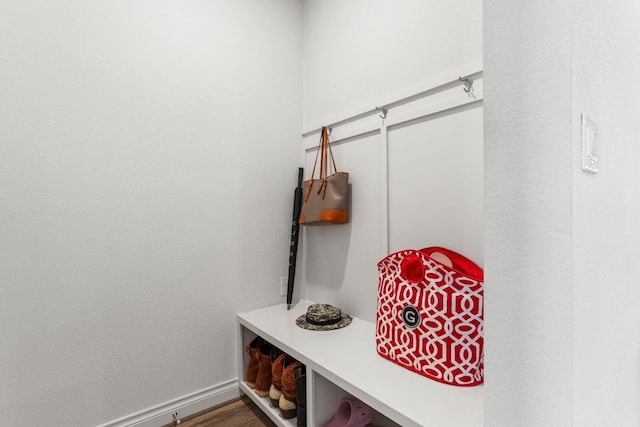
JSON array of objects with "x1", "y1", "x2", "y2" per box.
[{"x1": 96, "y1": 379, "x2": 240, "y2": 427}]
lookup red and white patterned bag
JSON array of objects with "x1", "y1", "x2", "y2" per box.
[{"x1": 375, "y1": 246, "x2": 484, "y2": 386}]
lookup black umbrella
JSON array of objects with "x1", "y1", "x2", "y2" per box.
[{"x1": 287, "y1": 167, "x2": 303, "y2": 310}]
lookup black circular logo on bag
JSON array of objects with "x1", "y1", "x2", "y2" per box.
[{"x1": 401, "y1": 305, "x2": 420, "y2": 329}]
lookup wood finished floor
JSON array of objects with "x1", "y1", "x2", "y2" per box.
[{"x1": 163, "y1": 395, "x2": 277, "y2": 427}]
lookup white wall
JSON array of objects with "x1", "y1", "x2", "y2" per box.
[
  {"x1": 303, "y1": 0, "x2": 483, "y2": 129},
  {"x1": 571, "y1": 3, "x2": 640, "y2": 425},
  {"x1": 301, "y1": 0, "x2": 483, "y2": 322},
  {"x1": 0, "y1": 1, "x2": 301, "y2": 426},
  {"x1": 485, "y1": 1, "x2": 640, "y2": 426}
]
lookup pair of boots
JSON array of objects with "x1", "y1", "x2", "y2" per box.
[
  {"x1": 244, "y1": 337, "x2": 306, "y2": 425},
  {"x1": 270, "y1": 353, "x2": 306, "y2": 424},
  {"x1": 244, "y1": 336, "x2": 266, "y2": 391}
]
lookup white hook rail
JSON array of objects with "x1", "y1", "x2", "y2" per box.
[{"x1": 302, "y1": 63, "x2": 482, "y2": 137}]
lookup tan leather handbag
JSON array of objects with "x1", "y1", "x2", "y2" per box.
[{"x1": 299, "y1": 127, "x2": 349, "y2": 226}]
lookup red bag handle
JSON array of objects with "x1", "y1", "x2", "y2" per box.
[
  {"x1": 420, "y1": 246, "x2": 484, "y2": 281},
  {"x1": 396, "y1": 247, "x2": 483, "y2": 283}
]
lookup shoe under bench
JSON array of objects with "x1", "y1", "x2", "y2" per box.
[{"x1": 237, "y1": 301, "x2": 484, "y2": 427}]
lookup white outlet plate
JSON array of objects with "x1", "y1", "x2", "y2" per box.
[{"x1": 280, "y1": 276, "x2": 288, "y2": 297}]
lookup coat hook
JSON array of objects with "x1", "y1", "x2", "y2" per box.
[
  {"x1": 458, "y1": 76, "x2": 473, "y2": 93},
  {"x1": 376, "y1": 106, "x2": 388, "y2": 119},
  {"x1": 325, "y1": 125, "x2": 333, "y2": 135}
]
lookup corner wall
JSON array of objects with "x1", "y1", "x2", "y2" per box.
[
  {"x1": 483, "y1": 1, "x2": 573, "y2": 425},
  {"x1": 485, "y1": 1, "x2": 640, "y2": 425},
  {"x1": 0, "y1": 1, "x2": 302, "y2": 425}
]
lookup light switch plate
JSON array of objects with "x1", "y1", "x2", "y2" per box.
[{"x1": 581, "y1": 113, "x2": 598, "y2": 174}]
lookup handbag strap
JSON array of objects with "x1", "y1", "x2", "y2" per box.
[
  {"x1": 324, "y1": 127, "x2": 338, "y2": 176},
  {"x1": 305, "y1": 127, "x2": 339, "y2": 202}
]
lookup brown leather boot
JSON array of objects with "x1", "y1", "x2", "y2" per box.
[
  {"x1": 254, "y1": 343, "x2": 273, "y2": 397},
  {"x1": 244, "y1": 336, "x2": 264, "y2": 388},
  {"x1": 269, "y1": 351, "x2": 286, "y2": 407},
  {"x1": 278, "y1": 356, "x2": 302, "y2": 419}
]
